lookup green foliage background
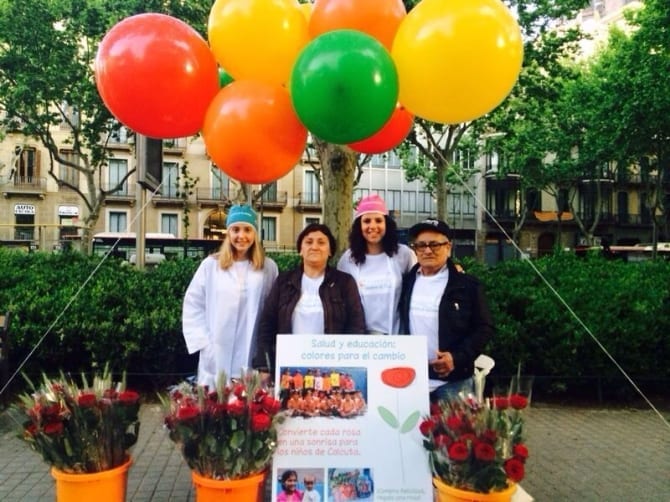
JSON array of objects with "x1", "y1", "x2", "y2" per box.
[{"x1": 1, "y1": 249, "x2": 668, "y2": 400}]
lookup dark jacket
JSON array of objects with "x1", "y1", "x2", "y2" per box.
[
  {"x1": 398, "y1": 259, "x2": 494, "y2": 382},
  {"x1": 252, "y1": 265, "x2": 366, "y2": 371}
]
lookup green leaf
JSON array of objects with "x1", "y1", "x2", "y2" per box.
[
  {"x1": 400, "y1": 410, "x2": 421, "y2": 434},
  {"x1": 377, "y1": 406, "x2": 399, "y2": 429}
]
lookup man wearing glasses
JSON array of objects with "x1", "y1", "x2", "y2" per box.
[{"x1": 399, "y1": 219, "x2": 495, "y2": 402}]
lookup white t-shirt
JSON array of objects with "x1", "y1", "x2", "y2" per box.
[
  {"x1": 409, "y1": 267, "x2": 449, "y2": 390},
  {"x1": 337, "y1": 244, "x2": 416, "y2": 334},
  {"x1": 292, "y1": 274, "x2": 325, "y2": 334}
]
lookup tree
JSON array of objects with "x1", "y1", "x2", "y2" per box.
[
  {"x1": 0, "y1": 0, "x2": 212, "y2": 251},
  {"x1": 589, "y1": 0, "x2": 670, "y2": 248}
]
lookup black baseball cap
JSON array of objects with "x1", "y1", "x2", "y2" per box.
[{"x1": 408, "y1": 218, "x2": 453, "y2": 240}]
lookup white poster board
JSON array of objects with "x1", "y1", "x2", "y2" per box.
[{"x1": 272, "y1": 334, "x2": 433, "y2": 502}]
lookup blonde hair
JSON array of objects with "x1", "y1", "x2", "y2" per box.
[{"x1": 217, "y1": 229, "x2": 266, "y2": 270}]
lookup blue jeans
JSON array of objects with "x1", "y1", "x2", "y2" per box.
[{"x1": 430, "y1": 377, "x2": 474, "y2": 403}]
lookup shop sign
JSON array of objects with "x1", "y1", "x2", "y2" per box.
[
  {"x1": 58, "y1": 205, "x2": 79, "y2": 216},
  {"x1": 14, "y1": 204, "x2": 36, "y2": 215}
]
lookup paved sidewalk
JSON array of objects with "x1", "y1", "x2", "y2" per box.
[{"x1": 1, "y1": 402, "x2": 668, "y2": 501}]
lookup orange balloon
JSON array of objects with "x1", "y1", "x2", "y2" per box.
[
  {"x1": 348, "y1": 104, "x2": 414, "y2": 154},
  {"x1": 202, "y1": 81, "x2": 308, "y2": 184},
  {"x1": 309, "y1": 0, "x2": 406, "y2": 51}
]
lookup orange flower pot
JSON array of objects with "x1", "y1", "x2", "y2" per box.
[
  {"x1": 51, "y1": 457, "x2": 132, "y2": 502},
  {"x1": 191, "y1": 470, "x2": 266, "y2": 502},
  {"x1": 433, "y1": 477, "x2": 517, "y2": 502}
]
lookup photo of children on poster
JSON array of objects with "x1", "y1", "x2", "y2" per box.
[{"x1": 272, "y1": 335, "x2": 433, "y2": 501}]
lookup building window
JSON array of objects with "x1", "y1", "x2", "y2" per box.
[
  {"x1": 354, "y1": 188, "x2": 369, "y2": 203},
  {"x1": 262, "y1": 182, "x2": 278, "y2": 203},
  {"x1": 17, "y1": 147, "x2": 40, "y2": 183},
  {"x1": 109, "y1": 211, "x2": 128, "y2": 232},
  {"x1": 387, "y1": 151, "x2": 402, "y2": 168},
  {"x1": 211, "y1": 166, "x2": 230, "y2": 200},
  {"x1": 15, "y1": 214, "x2": 34, "y2": 240},
  {"x1": 304, "y1": 171, "x2": 320, "y2": 203},
  {"x1": 161, "y1": 213, "x2": 178, "y2": 236},
  {"x1": 402, "y1": 191, "x2": 417, "y2": 212},
  {"x1": 261, "y1": 216, "x2": 277, "y2": 242},
  {"x1": 59, "y1": 150, "x2": 79, "y2": 189},
  {"x1": 370, "y1": 154, "x2": 386, "y2": 167},
  {"x1": 305, "y1": 217, "x2": 320, "y2": 226},
  {"x1": 387, "y1": 190, "x2": 401, "y2": 211},
  {"x1": 108, "y1": 159, "x2": 128, "y2": 195},
  {"x1": 418, "y1": 191, "x2": 433, "y2": 213},
  {"x1": 163, "y1": 162, "x2": 179, "y2": 197}
]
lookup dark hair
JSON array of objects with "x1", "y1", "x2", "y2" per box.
[
  {"x1": 348, "y1": 214, "x2": 399, "y2": 265},
  {"x1": 296, "y1": 223, "x2": 337, "y2": 258},
  {"x1": 281, "y1": 469, "x2": 298, "y2": 484}
]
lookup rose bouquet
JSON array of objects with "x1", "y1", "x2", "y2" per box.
[
  {"x1": 161, "y1": 369, "x2": 285, "y2": 480},
  {"x1": 14, "y1": 367, "x2": 140, "y2": 473},
  {"x1": 419, "y1": 391, "x2": 529, "y2": 494}
]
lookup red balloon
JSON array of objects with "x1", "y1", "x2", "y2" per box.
[
  {"x1": 95, "y1": 14, "x2": 219, "y2": 139},
  {"x1": 348, "y1": 104, "x2": 414, "y2": 154},
  {"x1": 202, "y1": 81, "x2": 308, "y2": 184},
  {"x1": 309, "y1": 0, "x2": 406, "y2": 51}
]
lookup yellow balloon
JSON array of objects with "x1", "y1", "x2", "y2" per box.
[
  {"x1": 391, "y1": 0, "x2": 523, "y2": 124},
  {"x1": 208, "y1": 0, "x2": 309, "y2": 86}
]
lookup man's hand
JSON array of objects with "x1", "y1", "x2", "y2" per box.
[{"x1": 430, "y1": 351, "x2": 454, "y2": 378}]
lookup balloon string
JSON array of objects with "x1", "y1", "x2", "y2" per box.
[
  {"x1": 447, "y1": 164, "x2": 669, "y2": 431},
  {"x1": 0, "y1": 182, "x2": 163, "y2": 400}
]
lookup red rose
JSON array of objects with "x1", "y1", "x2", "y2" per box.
[
  {"x1": 430, "y1": 402, "x2": 442, "y2": 417},
  {"x1": 513, "y1": 443, "x2": 529, "y2": 461},
  {"x1": 118, "y1": 390, "x2": 140, "y2": 405},
  {"x1": 24, "y1": 423, "x2": 38, "y2": 438},
  {"x1": 510, "y1": 394, "x2": 528, "y2": 410},
  {"x1": 43, "y1": 403, "x2": 62, "y2": 418},
  {"x1": 434, "y1": 433, "x2": 452, "y2": 448},
  {"x1": 504, "y1": 457, "x2": 525, "y2": 482},
  {"x1": 250, "y1": 412, "x2": 272, "y2": 432},
  {"x1": 447, "y1": 441, "x2": 469, "y2": 462},
  {"x1": 446, "y1": 414, "x2": 462, "y2": 431},
  {"x1": 77, "y1": 392, "x2": 97, "y2": 408},
  {"x1": 103, "y1": 389, "x2": 118, "y2": 399},
  {"x1": 481, "y1": 429, "x2": 498, "y2": 444},
  {"x1": 491, "y1": 397, "x2": 509, "y2": 409},
  {"x1": 44, "y1": 421, "x2": 64, "y2": 436},
  {"x1": 207, "y1": 401, "x2": 228, "y2": 417},
  {"x1": 460, "y1": 432, "x2": 476, "y2": 443},
  {"x1": 232, "y1": 383, "x2": 246, "y2": 399},
  {"x1": 473, "y1": 441, "x2": 496, "y2": 462},
  {"x1": 227, "y1": 398, "x2": 246, "y2": 417},
  {"x1": 176, "y1": 404, "x2": 200, "y2": 421},
  {"x1": 261, "y1": 395, "x2": 281, "y2": 415},
  {"x1": 419, "y1": 418, "x2": 436, "y2": 437}
]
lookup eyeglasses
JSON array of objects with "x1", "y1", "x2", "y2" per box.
[{"x1": 410, "y1": 240, "x2": 450, "y2": 252}]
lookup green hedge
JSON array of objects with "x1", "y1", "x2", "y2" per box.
[{"x1": 1, "y1": 249, "x2": 668, "y2": 399}]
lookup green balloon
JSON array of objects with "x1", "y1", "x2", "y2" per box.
[
  {"x1": 218, "y1": 68, "x2": 234, "y2": 88},
  {"x1": 290, "y1": 29, "x2": 398, "y2": 144}
]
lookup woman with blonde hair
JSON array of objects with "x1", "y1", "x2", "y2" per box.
[{"x1": 182, "y1": 204, "x2": 278, "y2": 387}]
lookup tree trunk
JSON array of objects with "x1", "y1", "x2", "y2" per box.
[{"x1": 314, "y1": 139, "x2": 358, "y2": 259}]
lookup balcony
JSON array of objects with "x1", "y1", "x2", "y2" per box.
[
  {"x1": 152, "y1": 189, "x2": 185, "y2": 207},
  {"x1": 163, "y1": 138, "x2": 187, "y2": 156},
  {"x1": 253, "y1": 190, "x2": 288, "y2": 211},
  {"x1": 2, "y1": 176, "x2": 47, "y2": 198},
  {"x1": 196, "y1": 187, "x2": 234, "y2": 208},
  {"x1": 103, "y1": 183, "x2": 135, "y2": 205},
  {"x1": 295, "y1": 192, "x2": 322, "y2": 212}
]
